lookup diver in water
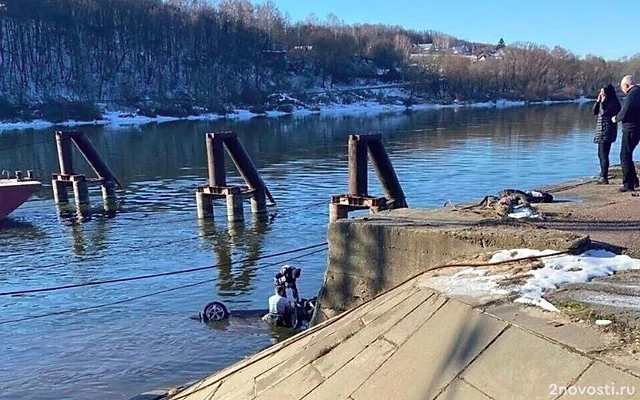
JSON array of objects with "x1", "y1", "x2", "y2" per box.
[
  {"x1": 262, "y1": 265, "x2": 303, "y2": 327},
  {"x1": 263, "y1": 284, "x2": 295, "y2": 327},
  {"x1": 274, "y1": 265, "x2": 301, "y2": 302}
]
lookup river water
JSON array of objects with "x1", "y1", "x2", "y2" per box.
[{"x1": 0, "y1": 103, "x2": 606, "y2": 399}]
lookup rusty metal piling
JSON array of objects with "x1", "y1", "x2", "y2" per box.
[
  {"x1": 196, "y1": 132, "x2": 273, "y2": 222},
  {"x1": 51, "y1": 131, "x2": 122, "y2": 212},
  {"x1": 330, "y1": 134, "x2": 408, "y2": 222}
]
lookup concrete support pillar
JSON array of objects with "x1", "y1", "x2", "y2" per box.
[
  {"x1": 101, "y1": 180, "x2": 116, "y2": 202},
  {"x1": 250, "y1": 189, "x2": 267, "y2": 215},
  {"x1": 102, "y1": 180, "x2": 117, "y2": 212},
  {"x1": 226, "y1": 191, "x2": 244, "y2": 223},
  {"x1": 196, "y1": 192, "x2": 214, "y2": 219},
  {"x1": 52, "y1": 180, "x2": 69, "y2": 204},
  {"x1": 330, "y1": 203, "x2": 349, "y2": 222},
  {"x1": 72, "y1": 175, "x2": 89, "y2": 206}
]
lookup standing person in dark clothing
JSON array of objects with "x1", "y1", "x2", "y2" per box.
[
  {"x1": 593, "y1": 84, "x2": 621, "y2": 184},
  {"x1": 613, "y1": 75, "x2": 640, "y2": 192}
]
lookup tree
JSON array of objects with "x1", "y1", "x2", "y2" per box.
[{"x1": 496, "y1": 37, "x2": 505, "y2": 50}]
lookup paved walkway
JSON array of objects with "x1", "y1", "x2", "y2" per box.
[
  {"x1": 168, "y1": 277, "x2": 640, "y2": 400},
  {"x1": 160, "y1": 170, "x2": 640, "y2": 400}
]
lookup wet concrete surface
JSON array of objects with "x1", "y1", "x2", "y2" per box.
[{"x1": 549, "y1": 270, "x2": 640, "y2": 329}]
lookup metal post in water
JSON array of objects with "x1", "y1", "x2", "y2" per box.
[
  {"x1": 55, "y1": 131, "x2": 74, "y2": 175},
  {"x1": 367, "y1": 138, "x2": 407, "y2": 208},
  {"x1": 69, "y1": 131, "x2": 123, "y2": 189},
  {"x1": 348, "y1": 135, "x2": 368, "y2": 196},
  {"x1": 101, "y1": 180, "x2": 116, "y2": 201},
  {"x1": 206, "y1": 133, "x2": 227, "y2": 187},
  {"x1": 102, "y1": 180, "x2": 117, "y2": 211},
  {"x1": 223, "y1": 134, "x2": 275, "y2": 204}
]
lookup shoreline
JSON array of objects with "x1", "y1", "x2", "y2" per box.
[{"x1": 0, "y1": 97, "x2": 592, "y2": 133}]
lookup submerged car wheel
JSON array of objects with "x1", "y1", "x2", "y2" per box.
[{"x1": 203, "y1": 301, "x2": 230, "y2": 322}]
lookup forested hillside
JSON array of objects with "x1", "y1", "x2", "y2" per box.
[{"x1": 0, "y1": 0, "x2": 638, "y2": 122}]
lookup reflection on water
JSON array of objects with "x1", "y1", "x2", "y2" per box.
[
  {"x1": 0, "y1": 103, "x2": 604, "y2": 400},
  {"x1": 199, "y1": 217, "x2": 271, "y2": 296}
]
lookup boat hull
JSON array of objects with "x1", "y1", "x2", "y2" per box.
[{"x1": 0, "y1": 180, "x2": 42, "y2": 219}]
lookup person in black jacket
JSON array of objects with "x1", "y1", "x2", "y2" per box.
[
  {"x1": 593, "y1": 84, "x2": 621, "y2": 184},
  {"x1": 612, "y1": 75, "x2": 640, "y2": 192}
]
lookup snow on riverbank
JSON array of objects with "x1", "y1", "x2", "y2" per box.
[
  {"x1": 0, "y1": 95, "x2": 593, "y2": 133},
  {"x1": 421, "y1": 248, "x2": 640, "y2": 312}
]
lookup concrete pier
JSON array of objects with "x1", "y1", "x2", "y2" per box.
[
  {"x1": 51, "y1": 131, "x2": 123, "y2": 211},
  {"x1": 196, "y1": 192, "x2": 214, "y2": 219},
  {"x1": 71, "y1": 175, "x2": 90, "y2": 206},
  {"x1": 51, "y1": 180, "x2": 69, "y2": 204},
  {"x1": 330, "y1": 134, "x2": 407, "y2": 222},
  {"x1": 250, "y1": 189, "x2": 267, "y2": 215},
  {"x1": 314, "y1": 208, "x2": 589, "y2": 323},
  {"x1": 226, "y1": 190, "x2": 244, "y2": 223}
]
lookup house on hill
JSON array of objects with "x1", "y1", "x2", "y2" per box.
[
  {"x1": 452, "y1": 45, "x2": 471, "y2": 55},
  {"x1": 409, "y1": 43, "x2": 436, "y2": 60}
]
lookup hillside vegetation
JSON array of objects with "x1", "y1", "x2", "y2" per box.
[{"x1": 1, "y1": 0, "x2": 638, "y2": 121}]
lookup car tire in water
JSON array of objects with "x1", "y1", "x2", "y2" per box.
[{"x1": 203, "y1": 301, "x2": 230, "y2": 322}]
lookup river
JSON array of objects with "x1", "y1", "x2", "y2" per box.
[{"x1": 0, "y1": 103, "x2": 606, "y2": 399}]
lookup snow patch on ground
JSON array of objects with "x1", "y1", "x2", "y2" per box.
[
  {"x1": 421, "y1": 248, "x2": 640, "y2": 312},
  {"x1": 507, "y1": 205, "x2": 540, "y2": 219},
  {"x1": 420, "y1": 268, "x2": 513, "y2": 298},
  {"x1": 513, "y1": 249, "x2": 640, "y2": 311}
]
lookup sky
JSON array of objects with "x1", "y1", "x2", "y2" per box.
[{"x1": 258, "y1": 0, "x2": 640, "y2": 60}]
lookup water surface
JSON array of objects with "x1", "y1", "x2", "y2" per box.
[{"x1": 0, "y1": 103, "x2": 606, "y2": 399}]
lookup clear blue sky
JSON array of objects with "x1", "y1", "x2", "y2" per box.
[{"x1": 258, "y1": 0, "x2": 640, "y2": 60}]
